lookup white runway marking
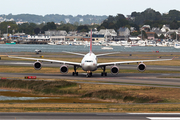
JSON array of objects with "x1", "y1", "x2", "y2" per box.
[{"x1": 147, "y1": 117, "x2": 180, "y2": 120}]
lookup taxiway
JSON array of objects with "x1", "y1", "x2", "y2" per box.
[{"x1": 0, "y1": 113, "x2": 180, "y2": 120}]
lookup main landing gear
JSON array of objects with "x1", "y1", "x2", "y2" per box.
[
  {"x1": 101, "y1": 66, "x2": 107, "y2": 76},
  {"x1": 72, "y1": 66, "x2": 78, "y2": 76}
]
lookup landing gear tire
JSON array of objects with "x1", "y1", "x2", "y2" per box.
[
  {"x1": 73, "y1": 65, "x2": 79, "y2": 76},
  {"x1": 105, "y1": 72, "x2": 107, "y2": 76},
  {"x1": 86, "y1": 72, "x2": 92, "y2": 77},
  {"x1": 101, "y1": 66, "x2": 107, "y2": 77},
  {"x1": 101, "y1": 73, "x2": 103, "y2": 76},
  {"x1": 72, "y1": 72, "x2": 78, "y2": 76},
  {"x1": 101, "y1": 72, "x2": 107, "y2": 76}
]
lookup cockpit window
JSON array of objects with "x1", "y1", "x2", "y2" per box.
[{"x1": 85, "y1": 60, "x2": 93, "y2": 62}]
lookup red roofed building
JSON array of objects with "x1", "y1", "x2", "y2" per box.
[{"x1": 146, "y1": 32, "x2": 155, "y2": 40}]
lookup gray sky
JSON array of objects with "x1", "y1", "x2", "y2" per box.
[{"x1": 1, "y1": 0, "x2": 180, "y2": 16}]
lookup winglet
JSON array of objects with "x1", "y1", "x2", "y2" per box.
[
  {"x1": 172, "y1": 56, "x2": 176, "y2": 60},
  {"x1": 5, "y1": 53, "x2": 9, "y2": 57}
]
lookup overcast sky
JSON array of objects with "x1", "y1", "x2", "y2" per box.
[{"x1": 1, "y1": 0, "x2": 180, "y2": 16}]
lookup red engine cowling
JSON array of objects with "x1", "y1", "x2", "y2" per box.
[
  {"x1": 33, "y1": 61, "x2": 42, "y2": 70},
  {"x1": 137, "y1": 63, "x2": 146, "y2": 72},
  {"x1": 60, "y1": 65, "x2": 68, "y2": 74},
  {"x1": 111, "y1": 66, "x2": 119, "y2": 74}
]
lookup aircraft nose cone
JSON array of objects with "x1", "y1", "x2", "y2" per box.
[
  {"x1": 86, "y1": 64, "x2": 92, "y2": 69},
  {"x1": 84, "y1": 63, "x2": 93, "y2": 70}
]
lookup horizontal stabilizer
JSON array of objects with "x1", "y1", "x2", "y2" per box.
[
  {"x1": 62, "y1": 51, "x2": 85, "y2": 56},
  {"x1": 96, "y1": 52, "x2": 120, "y2": 57}
]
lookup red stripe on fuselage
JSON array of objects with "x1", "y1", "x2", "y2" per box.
[{"x1": 90, "y1": 29, "x2": 92, "y2": 55}]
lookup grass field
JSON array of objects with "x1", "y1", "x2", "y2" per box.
[
  {"x1": 1, "y1": 79, "x2": 180, "y2": 112},
  {"x1": 1, "y1": 79, "x2": 180, "y2": 104},
  {"x1": 1, "y1": 103, "x2": 180, "y2": 113}
]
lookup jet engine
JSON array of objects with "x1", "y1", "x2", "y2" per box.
[
  {"x1": 34, "y1": 61, "x2": 42, "y2": 70},
  {"x1": 111, "y1": 66, "x2": 119, "y2": 74},
  {"x1": 137, "y1": 63, "x2": 146, "y2": 72},
  {"x1": 60, "y1": 65, "x2": 68, "y2": 74}
]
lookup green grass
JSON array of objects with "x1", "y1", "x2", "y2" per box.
[
  {"x1": 0, "y1": 79, "x2": 166, "y2": 103},
  {"x1": 81, "y1": 89, "x2": 163, "y2": 103}
]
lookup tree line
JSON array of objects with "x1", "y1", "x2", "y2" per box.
[
  {"x1": 1, "y1": 8, "x2": 180, "y2": 38},
  {"x1": 0, "y1": 21, "x2": 98, "y2": 36}
]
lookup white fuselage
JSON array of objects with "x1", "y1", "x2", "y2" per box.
[{"x1": 81, "y1": 52, "x2": 97, "y2": 72}]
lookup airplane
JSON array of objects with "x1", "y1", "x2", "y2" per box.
[{"x1": 8, "y1": 30, "x2": 174, "y2": 77}]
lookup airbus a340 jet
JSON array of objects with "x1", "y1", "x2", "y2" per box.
[{"x1": 8, "y1": 31, "x2": 173, "y2": 77}]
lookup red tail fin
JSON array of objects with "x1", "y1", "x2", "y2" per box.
[{"x1": 90, "y1": 29, "x2": 92, "y2": 53}]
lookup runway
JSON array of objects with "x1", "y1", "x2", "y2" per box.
[
  {"x1": 0, "y1": 61, "x2": 180, "y2": 87},
  {"x1": 1, "y1": 72, "x2": 180, "y2": 87},
  {"x1": 1, "y1": 60, "x2": 180, "y2": 71},
  {"x1": 1, "y1": 113, "x2": 180, "y2": 119}
]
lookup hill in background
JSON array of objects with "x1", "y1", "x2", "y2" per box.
[{"x1": 0, "y1": 14, "x2": 108, "y2": 25}]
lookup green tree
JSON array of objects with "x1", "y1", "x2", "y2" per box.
[
  {"x1": 159, "y1": 34, "x2": 165, "y2": 39},
  {"x1": 154, "y1": 33, "x2": 158, "y2": 38},
  {"x1": 34, "y1": 28, "x2": 40, "y2": 35},
  {"x1": 57, "y1": 23, "x2": 77, "y2": 32},
  {"x1": 77, "y1": 25, "x2": 89, "y2": 32},
  {"x1": 0, "y1": 21, "x2": 18, "y2": 34},
  {"x1": 17, "y1": 23, "x2": 37, "y2": 34},
  {"x1": 170, "y1": 20, "x2": 180, "y2": 29},
  {"x1": 41, "y1": 22, "x2": 57, "y2": 33},
  {"x1": 131, "y1": 31, "x2": 141, "y2": 36},
  {"x1": 131, "y1": 8, "x2": 162, "y2": 25},
  {"x1": 98, "y1": 14, "x2": 129, "y2": 31},
  {"x1": 142, "y1": 31, "x2": 147, "y2": 39}
]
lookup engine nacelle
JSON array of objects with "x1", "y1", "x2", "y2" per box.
[
  {"x1": 33, "y1": 61, "x2": 42, "y2": 70},
  {"x1": 137, "y1": 63, "x2": 146, "y2": 72},
  {"x1": 60, "y1": 65, "x2": 68, "y2": 74},
  {"x1": 111, "y1": 66, "x2": 119, "y2": 74}
]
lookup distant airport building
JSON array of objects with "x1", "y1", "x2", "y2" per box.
[
  {"x1": 26, "y1": 35, "x2": 50, "y2": 43},
  {"x1": 45, "y1": 30, "x2": 67, "y2": 36}
]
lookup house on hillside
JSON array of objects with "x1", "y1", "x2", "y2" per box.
[
  {"x1": 146, "y1": 32, "x2": 155, "y2": 40},
  {"x1": 117, "y1": 27, "x2": 130, "y2": 37},
  {"x1": 151, "y1": 27, "x2": 166, "y2": 38},
  {"x1": 141, "y1": 25, "x2": 151, "y2": 32},
  {"x1": 98, "y1": 29, "x2": 117, "y2": 41},
  {"x1": 166, "y1": 30, "x2": 179, "y2": 39},
  {"x1": 161, "y1": 25, "x2": 170, "y2": 32},
  {"x1": 113, "y1": 27, "x2": 130, "y2": 41}
]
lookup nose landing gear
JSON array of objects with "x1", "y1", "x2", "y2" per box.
[{"x1": 86, "y1": 71, "x2": 92, "y2": 77}]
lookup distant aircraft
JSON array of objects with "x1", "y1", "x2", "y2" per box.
[{"x1": 8, "y1": 30, "x2": 174, "y2": 77}]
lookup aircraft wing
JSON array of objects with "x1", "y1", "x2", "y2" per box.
[
  {"x1": 97, "y1": 58, "x2": 174, "y2": 67},
  {"x1": 8, "y1": 56, "x2": 81, "y2": 66}
]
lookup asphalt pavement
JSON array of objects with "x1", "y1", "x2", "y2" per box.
[{"x1": 1, "y1": 113, "x2": 180, "y2": 120}]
